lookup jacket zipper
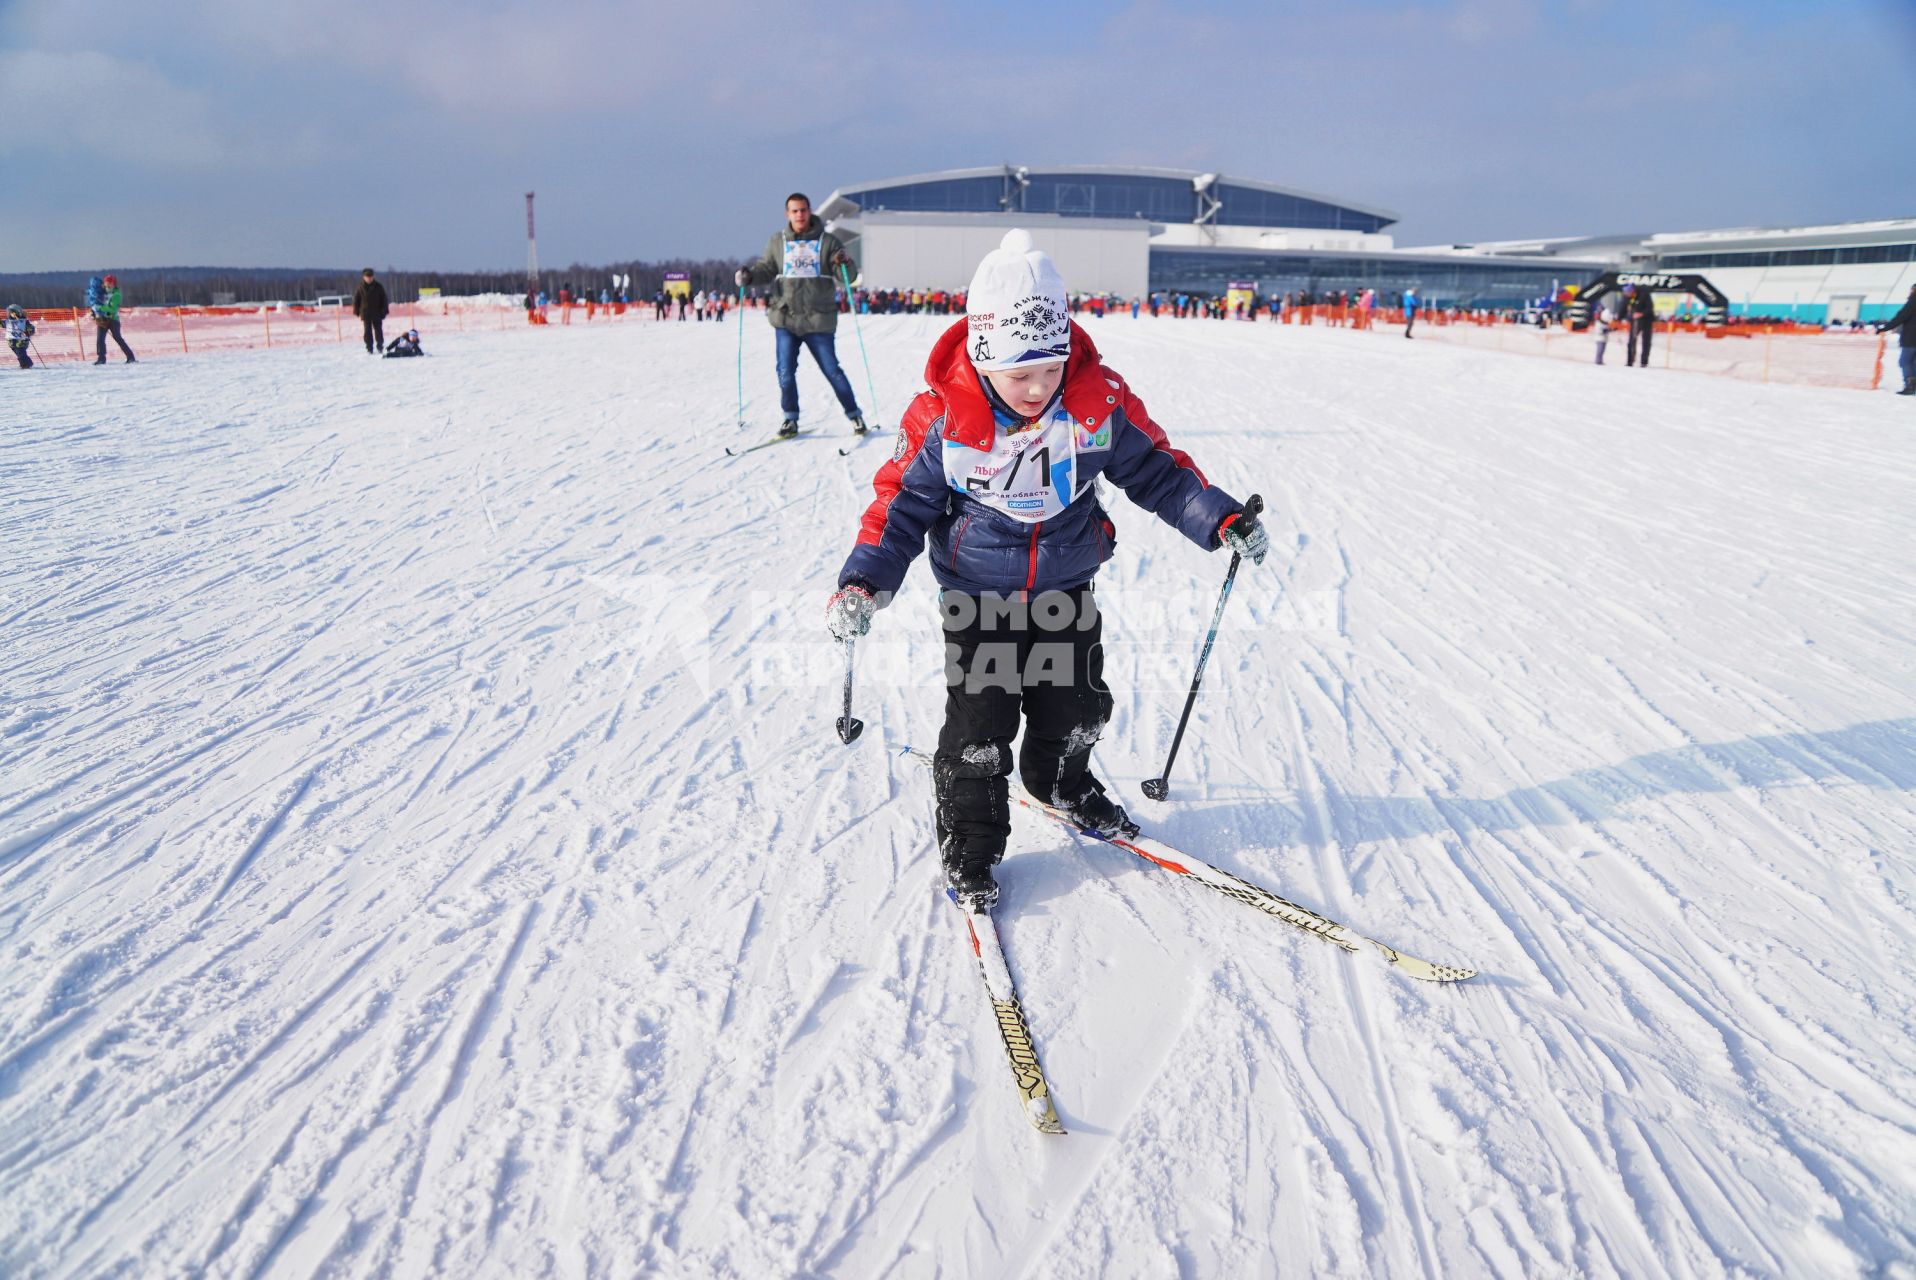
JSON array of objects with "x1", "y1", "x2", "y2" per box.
[
  {"x1": 1025, "y1": 521, "x2": 1042, "y2": 590},
  {"x1": 949, "y1": 514, "x2": 974, "y2": 569}
]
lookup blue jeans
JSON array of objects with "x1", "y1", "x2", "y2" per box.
[
  {"x1": 1900, "y1": 344, "x2": 1915, "y2": 388},
  {"x1": 775, "y1": 328, "x2": 861, "y2": 420}
]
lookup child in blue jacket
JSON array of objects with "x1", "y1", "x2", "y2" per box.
[
  {"x1": 6, "y1": 304, "x2": 33, "y2": 368},
  {"x1": 825, "y1": 230, "x2": 1269, "y2": 909}
]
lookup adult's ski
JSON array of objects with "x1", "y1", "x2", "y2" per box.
[
  {"x1": 837, "y1": 427, "x2": 886, "y2": 457},
  {"x1": 951, "y1": 891, "x2": 1066, "y2": 1134},
  {"x1": 724, "y1": 429, "x2": 803, "y2": 458},
  {"x1": 1020, "y1": 797, "x2": 1477, "y2": 983}
]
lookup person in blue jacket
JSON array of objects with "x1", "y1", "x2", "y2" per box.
[
  {"x1": 7, "y1": 303, "x2": 35, "y2": 368},
  {"x1": 382, "y1": 328, "x2": 424, "y2": 357},
  {"x1": 824, "y1": 229, "x2": 1270, "y2": 909}
]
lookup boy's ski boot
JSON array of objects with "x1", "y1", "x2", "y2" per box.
[
  {"x1": 1054, "y1": 780, "x2": 1139, "y2": 839},
  {"x1": 947, "y1": 860, "x2": 998, "y2": 912},
  {"x1": 777, "y1": 417, "x2": 800, "y2": 438},
  {"x1": 849, "y1": 414, "x2": 868, "y2": 435},
  {"x1": 941, "y1": 833, "x2": 1001, "y2": 911}
]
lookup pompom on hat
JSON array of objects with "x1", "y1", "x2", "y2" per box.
[{"x1": 965, "y1": 229, "x2": 1069, "y2": 370}]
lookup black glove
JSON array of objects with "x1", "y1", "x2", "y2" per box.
[{"x1": 735, "y1": 267, "x2": 752, "y2": 287}]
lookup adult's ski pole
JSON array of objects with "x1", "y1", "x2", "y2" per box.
[
  {"x1": 838, "y1": 263, "x2": 879, "y2": 424},
  {"x1": 735, "y1": 284, "x2": 747, "y2": 427},
  {"x1": 1142, "y1": 494, "x2": 1263, "y2": 801},
  {"x1": 836, "y1": 637, "x2": 865, "y2": 745}
]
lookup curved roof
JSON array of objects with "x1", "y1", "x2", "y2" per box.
[{"x1": 819, "y1": 164, "x2": 1399, "y2": 231}]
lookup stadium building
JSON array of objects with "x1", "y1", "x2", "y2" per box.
[
  {"x1": 818, "y1": 165, "x2": 1916, "y2": 320},
  {"x1": 1421, "y1": 219, "x2": 1916, "y2": 322},
  {"x1": 816, "y1": 165, "x2": 1604, "y2": 308}
]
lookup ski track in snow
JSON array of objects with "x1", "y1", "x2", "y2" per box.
[{"x1": 2, "y1": 316, "x2": 1914, "y2": 1278}]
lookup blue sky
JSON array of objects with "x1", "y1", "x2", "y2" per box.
[{"x1": 4, "y1": 0, "x2": 1913, "y2": 271}]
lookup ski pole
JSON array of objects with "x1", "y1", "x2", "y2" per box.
[
  {"x1": 1142, "y1": 493, "x2": 1263, "y2": 801},
  {"x1": 835, "y1": 637, "x2": 865, "y2": 745},
  {"x1": 837, "y1": 263, "x2": 878, "y2": 423},
  {"x1": 735, "y1": 283, "x2": 747, "y2": 427}
]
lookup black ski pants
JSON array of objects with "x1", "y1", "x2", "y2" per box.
[
  {"x1": 934, "y1": 586, "x2": 1112, "y2": 871},
  {"x1": 362, "y1": 315, "x2": 386, "y2": 353},
  {"x1": 1627, "y1": 317, "x2": 1653, "y2": 366},
  {"x1": 95, "y1": 318, "x2": 134, "y2": 362}
]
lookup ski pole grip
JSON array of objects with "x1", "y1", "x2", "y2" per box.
[{"x1": 1244, "y1": 493, "x2": 1264, "y2": 520}]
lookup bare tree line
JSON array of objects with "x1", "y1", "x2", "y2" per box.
[{"x1": 1, "y1": 258, "x2": 747, "y2": 309}]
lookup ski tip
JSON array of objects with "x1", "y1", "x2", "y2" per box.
[
  {"x1": 1028, "y1": 1098, "x2": 1067, "y2": 1134},
  {"x1": 1377, "y1": 944, "x2": 1478, "y2": 983}
]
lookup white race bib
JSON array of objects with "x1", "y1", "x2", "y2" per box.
[
  {"x1": 944, "y1": 407, "x2": 1090, "y2": 523},
  {"x1": 781, "y1": 239, "x2": 822, "y2": 279}
]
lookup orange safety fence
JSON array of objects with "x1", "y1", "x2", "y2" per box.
[
  {"x1": 1260, "y1": 303, "x2": 1886, "y2": 390},
  {"x1": 1379, "y1": 313, "x2": 1889, "y2": 391},
  {"x1": 14, "y1": 294, "x2": 1888, "y2": 391},
  {"x1": 15, "y1": 294, "x2": 739, "y2": 365}
]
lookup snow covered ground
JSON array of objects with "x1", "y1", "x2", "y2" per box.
[{"x1": 3, "y1": 314, "x2": 1914, "y2": 1278}]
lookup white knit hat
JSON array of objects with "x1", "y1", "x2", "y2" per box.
[{"x1": 965, "y1": 229, "x2": 1069, "y2": 370}]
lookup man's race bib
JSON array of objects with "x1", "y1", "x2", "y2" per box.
[
  {"x1": 781, "y1": 239, "x2": 822, "y2": 279},
  {"x1": 944, "y1": 406, "x2": 1105, "y2": 524}
]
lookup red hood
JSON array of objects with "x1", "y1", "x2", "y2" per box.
[{"x1": 923, "y1": 319, "x2": 1116, "y2": 450}]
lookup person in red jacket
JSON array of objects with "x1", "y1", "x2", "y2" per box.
[{"x1": 825, "y1": 229, "x2": 1269, "y2": 910}]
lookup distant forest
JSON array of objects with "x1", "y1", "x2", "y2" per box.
[{"x1": 0, "y1": 259, "x2": 746, "y2": 309}]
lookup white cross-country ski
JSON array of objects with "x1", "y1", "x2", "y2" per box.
[
  {"x1": 950, "y1": 891, "x2": 1066, "y2": 1135},
  {"x1": 894, "y1": 745, "x2": 1474, "y2": 984},
  {"x1": 1019, "y1": 797, "x2": 1478, "y2": 983}
]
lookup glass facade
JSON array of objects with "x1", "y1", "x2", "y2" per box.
[
  {"x1": 839, "y1": 170, "x2": 1392, "y2": 232},
  {"x1": 1213, "y1": 183, "x2": 1391, "y2": 233},
  {"x1": 1148, "y1": 249, "x2": 1593, "y2": 307},
  {"x1": 839, "y1": 175, "x2": 1011, "y2": 214},
  {"x1": 1021, "y1": 173, "x2": 1194, "y2": 221},
  {"x1": 1658, "y1": 243, "x2": 1916, "y2": 269}
]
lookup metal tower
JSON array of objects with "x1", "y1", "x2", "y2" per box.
[{"x1": 525, "y1": 192, "x2": 539, "y2": 295}]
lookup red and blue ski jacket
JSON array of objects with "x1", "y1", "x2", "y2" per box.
[{"x1": 838, "y1": 319, "x2": 1244, "y2": 599}]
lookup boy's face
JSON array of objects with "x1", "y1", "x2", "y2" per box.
[{"x1": 983, "y1": 360, "x2": 1066, "y2": 417}]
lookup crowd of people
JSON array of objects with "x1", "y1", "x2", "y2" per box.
[{"x1": 11, "y1": 260, "x2": 1911, "y2": 395}]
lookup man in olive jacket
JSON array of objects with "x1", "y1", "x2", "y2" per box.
[
  {"x1": 737, "y1": 193, "x2": 866, "y2": 437},
  {"x1": 352, "y1": 268, "x2": 390, "y2": 355},
  {"x1": 1877, "y1": 283, "x2": 1916, "y2": 395}
]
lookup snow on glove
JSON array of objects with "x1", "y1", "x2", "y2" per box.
[
  {"x1": 826, "y1": 585, "x2": 876, "y2": 641},
  {"x1": 1218, "y1": 509, "x2": 1270, "y2": 566}
]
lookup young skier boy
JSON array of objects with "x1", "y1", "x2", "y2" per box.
[
  {"x1": 6, "y1": 304, "x2": 34, "y2": 369},
  {"x1": 383, "y1": 328, "x2": 425, "y2": 357},
  {"x1": 825, "y1": 229, "x2": 1269, "y2": 909}
]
